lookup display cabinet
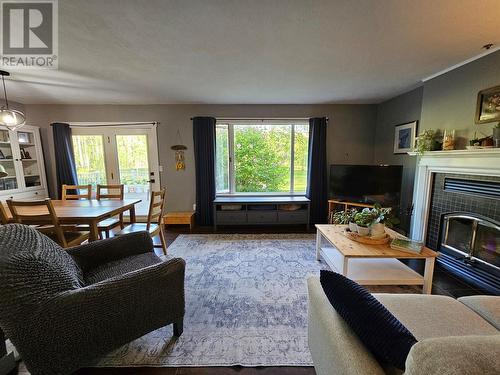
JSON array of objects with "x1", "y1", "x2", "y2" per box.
[{"x1": 0, "y1": 125, "x2": 48, "y2": 201}]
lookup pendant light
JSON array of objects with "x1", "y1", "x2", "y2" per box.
[{"x1": 0, "y1": 70, "x2": 25, "y2": 130}]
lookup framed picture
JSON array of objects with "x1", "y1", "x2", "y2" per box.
[
  {"x1": 17, "y1": 132, "x2": 30, "y2": 144},
  {"x1": 394, "y1": 121, "x2": 418, "y2": 154},
  {"x1": 475, "y1": 85, "x2": 500, "y2": 124}
]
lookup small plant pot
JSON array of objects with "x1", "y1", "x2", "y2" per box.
[
  {"x1": 349, "y1": 222, "x2": 358, "y2": 233},
  {"x1": 357, "y1": 226, "x2": 370, "y2": 236},
  {"x1": 370, "y1": 223, "x2": 385, "y2": 237}
]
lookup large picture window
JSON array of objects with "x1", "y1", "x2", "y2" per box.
[{"x1": 215, "y1": 120, "x2": 309, "y2": 194}]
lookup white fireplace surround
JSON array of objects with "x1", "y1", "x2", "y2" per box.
[{"x1": 409, "y1": 149, "x2": 500, "y2": 242}]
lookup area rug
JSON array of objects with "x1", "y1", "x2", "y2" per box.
[{"x1": 96, "y1": 233, "x2": 322, "y2": 367}]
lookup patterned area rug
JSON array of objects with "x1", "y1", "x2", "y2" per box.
[{"x1": 96, "y1": 234, "x2": 322, "y2": 367}]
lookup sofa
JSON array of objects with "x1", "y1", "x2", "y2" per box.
[
  {"x1": 0, "y1": 224, "x2": 185, "y2": 375},
  {"x1": 307, "y1": 277, "x2": 500, "y2": 375}
]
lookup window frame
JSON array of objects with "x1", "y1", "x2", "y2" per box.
[{"x1": 215, "y1": 120, "x2": 309, "y2": 196}]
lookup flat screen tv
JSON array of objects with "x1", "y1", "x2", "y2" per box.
[{"x1": 329, "y1": 164, "x2": 403, "y2": 205}]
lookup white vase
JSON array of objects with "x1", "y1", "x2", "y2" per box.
[
  {"x1": 370, "y1": 223, "x2": 386, "y2": 237},
  {"x1": 349, "y1": 222, "x2": 358, "y2": 233},
  {"x1": 357, "y1": 226, "x2": 370, "y2": 236}
]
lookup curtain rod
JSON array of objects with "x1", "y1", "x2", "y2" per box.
[
  {"x1": 190, "y1": 117, "x2": 329, "y2": 121},
  {"x1": 52, "y1": 121, "x2": 159, "y2": 127}
]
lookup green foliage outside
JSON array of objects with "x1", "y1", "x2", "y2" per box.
[
  {"x1": 216, "y1": 125, "x2": 309, "y2": 193},
  {"x1": 72, "y1": 135, "x2": 149, "y2": 188}
]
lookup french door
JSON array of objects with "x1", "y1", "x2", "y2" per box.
[{"x1": 72, "y1": 125, "x2": 160, "y2": 217}]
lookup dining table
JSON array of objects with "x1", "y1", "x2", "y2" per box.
[{"x1": 3, "y1": 199, "x2": 141, "y2": 242}]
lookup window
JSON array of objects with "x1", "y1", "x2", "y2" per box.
[{"x1": 215, "y1": 121, "x2": 309, "y2": 194}]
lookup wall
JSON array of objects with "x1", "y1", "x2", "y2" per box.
[
  {"x1": 420, "y1": 50, "x2": 500, "y2": 149},
  {"x1": 374, "y1": 87, "x2": 423, "y2": 234},
  {"x1": 24, "y1": 104, "x2": 377, "y2": 211}
]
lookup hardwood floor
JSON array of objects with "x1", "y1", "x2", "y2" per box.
[{"x1": 15, "y1": 224, "x2": 487, "y2": 375}]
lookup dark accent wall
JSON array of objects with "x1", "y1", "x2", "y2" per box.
[
  {"x1": 374, "y1": 87, "x2": 423, "y2": 234},
  {"x1": 420, "y1": 50, "x2": 500, "y2": 148}
]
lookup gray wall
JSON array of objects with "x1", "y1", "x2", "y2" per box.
[
  {"x1": 374, "y1": 87, "x2": 423, "y2": 234},
  {"x1": 24, "y1": 104, "x2": 376, "y2": 211},
  {"x1": 420, "y1": 50, "x2": 500, "y2": 149}
]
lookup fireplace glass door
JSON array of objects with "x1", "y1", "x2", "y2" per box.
[{"x1": 442, "y1": 213, "x2": 500, "y2": 270}]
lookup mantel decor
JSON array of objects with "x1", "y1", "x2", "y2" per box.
[{"x1": 475, "y1": 84, "x2": 500, "y2": 124}]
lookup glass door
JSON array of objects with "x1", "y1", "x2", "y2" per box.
[
  {"x1": 0, "y1": 128, "x2": 19, "y2": 192},
  {"x1": 17, "y1": 130, "x2": 42, "y2": 189},
  {"x1": 72, "y1": 125, "x2": 160, "y2": 217}
]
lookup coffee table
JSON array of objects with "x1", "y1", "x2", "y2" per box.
[{"x1": 315, "y1": 225, "x2": 439, "y2": 294}]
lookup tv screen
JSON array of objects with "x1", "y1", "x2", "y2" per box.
[{"x1": 329, "y1": 164, "x2": 402, "y2": 205}]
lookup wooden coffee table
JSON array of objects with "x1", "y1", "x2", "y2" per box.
[{"x1": 315, "y1": 225, "x2": 438, "y2": 294}]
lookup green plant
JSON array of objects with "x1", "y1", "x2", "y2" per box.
[
  {"x1": 370, "y1": 204, "x2": 400, "y2": 228},
  {"x1": 354, "y1": 209, "x2": 375, "y2": 227},
  {"x1": 415, "y1": 129, "x2": 439, "y2": 155},
  {"x1": 330, "y1": 208, "x2": 358, "y2": 224}
]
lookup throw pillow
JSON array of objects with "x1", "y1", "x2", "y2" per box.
[{"x1": 320, "y1": 270, "x2": 417, "y2": 370}]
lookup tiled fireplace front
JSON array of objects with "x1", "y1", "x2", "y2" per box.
[{"x1": 425, "y1": 173, "x2": 500, "y2": 294}]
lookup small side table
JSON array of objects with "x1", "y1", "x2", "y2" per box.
[{"x1": 164, "y1": 211, "x2": 195, "y2": 231}]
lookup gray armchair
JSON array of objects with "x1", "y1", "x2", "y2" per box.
[{"x1": 0, "y1": 224, "x2": 185, "y2": 375}]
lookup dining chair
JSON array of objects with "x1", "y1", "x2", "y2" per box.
[
  {"x1": 96, "y1": 184, "x2": 125, "y2": 238},
  {"x1": 0, "y1": 203, "x2": 11, "y2": 224},
  {"x1": 62, "y1": 184, "x2": 92, "y2": 200},
  {"x1": 7, "y1": 199, "x2": 90, "y2": 248},
  {"x1": 115, "y1": 189, "x2": 167, "y2": 255}
]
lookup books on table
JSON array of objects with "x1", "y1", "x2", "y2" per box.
[{"x1": 390, "y1": 238, "x2": 423, "y2": 254}]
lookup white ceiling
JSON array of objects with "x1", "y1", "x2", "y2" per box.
[{"x1": 5, "y1": 0, "x2": 500, "y2": 105}]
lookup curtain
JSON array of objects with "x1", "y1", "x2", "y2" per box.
[
  {"x1": 52, "y1": 123, "x2": 78, "y2": 198},
  {"x1": 307, "y1": 117, "x2": 328, "y2": 224},
  {"x1": 193, "y1": 117, "x2": 216, "y2": 226}
]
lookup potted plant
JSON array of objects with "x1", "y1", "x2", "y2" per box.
[
  {"x1": 354, "y1": 209, "x2": 374, "y2": 236},
  {"x1": 369, "y1": 204, "x2": 400, "y2": 237},
  {"x1": 330, "y1": 209, "x2": 358, "y2": 232},
  {"x1": 415, "y1": 129, "x2": 441, "y2": 155}
]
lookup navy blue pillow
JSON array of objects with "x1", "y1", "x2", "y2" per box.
[{"x1": 320, "y1": 270, "x2": 417, "y2": 370}]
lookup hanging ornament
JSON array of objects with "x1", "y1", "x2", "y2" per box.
[{"x1": 171, "y1": 129, "x2": 187, "y2": 171}]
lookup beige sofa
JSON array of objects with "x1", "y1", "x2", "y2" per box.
[{"x1": 307, "y1": 277, "x2": 500, "y2": 375}]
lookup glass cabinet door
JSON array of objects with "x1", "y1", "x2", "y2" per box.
[
  {"x1": 0, "y1": 128, "x2": 19, "y2": 191},
  {"x1": 16, "y1": 130, "x2": 42, "y2": 189}
]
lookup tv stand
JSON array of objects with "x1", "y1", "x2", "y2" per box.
[{"x1": 328, "y1": 199, "x2": 380, "y2": 215}]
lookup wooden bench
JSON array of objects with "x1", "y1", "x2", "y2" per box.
[{"x1": 164, "y1": 211, "x2": 195, "y2": 231}]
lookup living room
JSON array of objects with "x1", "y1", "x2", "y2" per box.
[{"x1": 0, "y1": 1, "x2": 499, "y2": 375}]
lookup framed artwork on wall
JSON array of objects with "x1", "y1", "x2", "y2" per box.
[
  {"x1": 393, "y1": 121, "x2": 417, "y2": 154},
  {"x1": 475, "y1": 85, "x2": 500, "y2": 124}
]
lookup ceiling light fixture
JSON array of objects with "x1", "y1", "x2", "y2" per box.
[{"x1": 0, "y1": 70, "x2": 25, "y2": 130}]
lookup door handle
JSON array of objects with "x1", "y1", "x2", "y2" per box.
[{"x1": 148, "y1": 179, "x2": 155, "y2": 183}]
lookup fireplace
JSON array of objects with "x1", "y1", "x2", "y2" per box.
[
  {"x1": 410, "y1": 149, "x2": 500, "y2": 295},
  {"x1": 425, "y1": 173, "x2": 500, "y2": 294},
  {"x1": 438, "y1": 212, "x2": 500, "y2": 293}
]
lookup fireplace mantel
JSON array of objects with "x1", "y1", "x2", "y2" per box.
[{"x1": 409, "y1": 148, "x2": 500, "y2": 241}]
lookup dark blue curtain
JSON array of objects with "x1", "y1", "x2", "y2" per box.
[
  {"x1": 307, "y1": 117, "x2": 328, "y2": 224},
  {"x1": 52, "y1": 123, "x2": 78, "y2": 198},
  {"x1": 193, "y1": 117, "x2": 216, "y2": 226}
]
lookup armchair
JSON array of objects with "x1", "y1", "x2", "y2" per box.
[{"x1": 0, "y1": 224, "x2": 185, "y2": 375}]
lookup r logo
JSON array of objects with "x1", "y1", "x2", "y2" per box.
[{"x1": 2, "y1": 1, "x2": 54, "y2": 55}]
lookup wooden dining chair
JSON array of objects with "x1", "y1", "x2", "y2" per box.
[
  {"x1": 7, "y1": 199, "x2": 90, "y2": 248},
  {"x1": 0, "y1": 203, "x2": 12, "y2": 224},
  {"x1": 62, "y1": 184, "x2": 92, "y2": 200},
  {"x1": 96, "y1": 184, "x2": 125, "y2": 238},
  {"x1": 115, "y1": 189, "x2": 167, "y2": 255}
]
